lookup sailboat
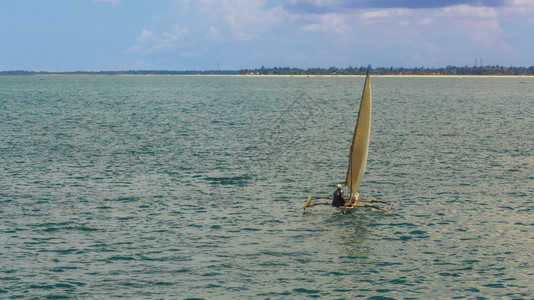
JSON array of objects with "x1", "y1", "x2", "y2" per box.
[{"x1": 302, "y1": 72, "x2": 393, "y2": 213}]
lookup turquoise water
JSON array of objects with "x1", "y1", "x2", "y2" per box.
[{"x1": 1, "y1": 75, "x2": 533, "y2": 299}]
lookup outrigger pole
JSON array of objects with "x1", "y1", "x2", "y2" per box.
[
  {"x1": 302, "y1": 196, "x2": 331, "y2": 210},
  {"x1": 339, "y1": 199, "x2": 393, "y2": 213},
  {"x1": 302, "y1": 195, "x2": 393, "y2": 213}
]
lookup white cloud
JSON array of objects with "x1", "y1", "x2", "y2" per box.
[
  {"x1": 432, "y1": 4, "x2": 510, "y2": 52},
  {"x1": 205, "y1": 26, "x2": 219, "y2": 40},
  {"x1": 162, "y1": 25, "x2": 188, "y2": 43},
  {"x1": 418, "y1": 18, "x2": 434, "y2": 25},
  {"x1": 128, "y1": 26, "x2": 189, "y2": 54},
  {"x1": 137, "y1": 29, "x2": 156, "y2": 43},
  {"x1": 442, "y1": 4, "x2": 498, "y2": 18},
  {"x1": 360, "y1": 9, "x2": 409, "y2": 24},
  {"x1": 501, "y1": 0, "x2": 534, "y2": 24},
  {"x1": 361, "y1": 10, "x2": 389, "y2": 22},
  {"x1": 504, "y1": 0, "x2": 534, "y2": 14},
  {"x1": 173, "y1": 0, "x2": 284, "y2": 41},
  {"x1": 301, "y1": 13, "x2": 347, "y2": 33}
]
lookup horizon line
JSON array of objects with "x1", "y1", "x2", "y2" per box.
[{"x1": 2, "y1": 64, "x2": 534, "y2": 74}]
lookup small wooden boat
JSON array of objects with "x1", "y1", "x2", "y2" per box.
[{"x1": 303, "y1": 72, "x2": 393, "y2": 213}]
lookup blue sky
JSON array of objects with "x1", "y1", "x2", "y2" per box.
[{"x1": 1, "y1": 0, "x2": 534, "y2": 71}]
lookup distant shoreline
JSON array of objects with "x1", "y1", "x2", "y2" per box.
[
  {"x1": 2, "y1": 65, "x2": 534, "y2": 77},
  {"x1": 2, "y1": 72, "x2": 533, "y2": 78}
]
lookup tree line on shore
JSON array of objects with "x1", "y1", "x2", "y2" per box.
[
  {"x1": 2, "y1": 65, "x2": 534, "y2": 76},
  {"x1": 239, "y1": 65, "x2": 534, "y2": 75}
]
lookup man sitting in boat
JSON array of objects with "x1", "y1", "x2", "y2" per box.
[{"x1": 332, "y1": 184, "x2": 346, "y2": 207}]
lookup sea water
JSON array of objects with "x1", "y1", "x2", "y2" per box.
[{"x1": 1, "y1": 75, "x2": 532, "y2": 299}]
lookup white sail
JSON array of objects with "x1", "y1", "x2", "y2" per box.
[{"x1": 345, "y1": 72, "x2": 371, "y2": 201}]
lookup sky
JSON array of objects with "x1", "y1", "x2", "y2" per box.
[{"x1": 1, "y1": 0, "x2": 534, "y2": 71}]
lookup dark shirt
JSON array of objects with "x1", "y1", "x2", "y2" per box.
[{"x1": 332, "y1": 188, "x2": 345, "y2": 207}]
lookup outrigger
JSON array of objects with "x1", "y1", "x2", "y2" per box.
[{"x1": 302, "y1": 72, "x2": 393, "y2": 213}]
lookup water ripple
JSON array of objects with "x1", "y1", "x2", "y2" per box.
[{"x1": 1, "y1": 75, "x2": 532, "y2": 298}]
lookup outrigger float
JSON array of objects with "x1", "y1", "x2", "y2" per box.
[{"x1": 302, "y1": 72, "x2": 393, "y2": 213}]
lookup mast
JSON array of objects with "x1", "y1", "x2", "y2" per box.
[{"x1": 345, "y1": 72, "x2": 372, "y2": 202}]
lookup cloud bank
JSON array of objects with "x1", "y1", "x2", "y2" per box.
[
  {"x1": 122, "y1": 0, "x2": 534, "y2": 69},
  {"x1": 2, "y1": 0, "x2": 534, "y2": 70}
]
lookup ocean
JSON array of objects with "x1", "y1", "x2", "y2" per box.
[{"x1": 1, "y1": 75, "x2": 533, "y2": 299}]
